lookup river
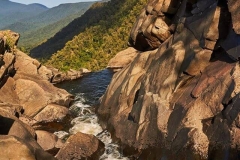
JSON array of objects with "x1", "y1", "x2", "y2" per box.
[{"x1": 55, "y1": 69, "x2": 128, "y2": 160}]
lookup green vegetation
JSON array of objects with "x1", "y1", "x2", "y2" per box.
[
  {"x1": 1, "y1": 1, "x2": 93, "y2": 52},
  {"x1": 18, "y1": 11, "x2": 90, "y2": 53},
  {"x1": 2, "y1": 31, "x2": 17, "y2": 52},
  {"x1": 0, "y1": 1, "x2": 48, "y2": 29},
  {"x1": 46, "y1": 0, "x2": 147, "y2": 71}
]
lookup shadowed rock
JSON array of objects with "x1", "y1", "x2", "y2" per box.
[
  {"x1": 0, "y1": 31, "x2": 74, "y2": 159},
  {"x1": 98, "y1": 0, "x2": 240, "y2": 159},
  {"x1": 0, "y1": 109, "x2": 56, "y2": 160}
]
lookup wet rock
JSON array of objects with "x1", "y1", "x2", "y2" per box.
[
  {"x1": 107, "y1": 47, "x2": 140, "y2": 72},
  {"x1": 56, "y1": 132, "x2": 105, "y2": 160}
]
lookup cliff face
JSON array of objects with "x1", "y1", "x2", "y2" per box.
[{"x1": 98, "y1": 0, "x2": 240, "y2": 159}]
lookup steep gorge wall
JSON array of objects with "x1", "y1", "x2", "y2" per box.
[{"x1": 98, "y1": 0, "x2": 240, "y2": 159}]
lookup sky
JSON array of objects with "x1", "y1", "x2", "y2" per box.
[{"x1": 10, "y1": 0, "x2": 98, "y2": 8}]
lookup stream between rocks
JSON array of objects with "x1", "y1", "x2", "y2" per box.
[{"x1": 55, "y1": 69, "x2": 128, "y2": 160}]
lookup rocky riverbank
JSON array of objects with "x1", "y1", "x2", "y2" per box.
[
  {"x1": 0, "y1": 30, "x2": 103, "y2": 159},
  {"x1": 98, "y1": 0, "x2": 240, "y2": 159}
]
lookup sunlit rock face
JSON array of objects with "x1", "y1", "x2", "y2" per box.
[
  {"x1": 98, "y1": 0, "x2": 240, "y2": 159},
  {"x1": 0, "y1": 31, "x2": 74, "y2": 159},
  {"x1": 56, "y1": 132, "x2": 105, "y2": 160}
]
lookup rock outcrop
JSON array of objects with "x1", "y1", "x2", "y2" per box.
[
  {"x1": 0, "y1": 30, "x2": 70, "y2": 159},
  {"x1": 0, "y1": 108, "x2": 56, "y2": 160},
  {"x1": 47, "y1": 67, "x2": 91, "y2": 84},
  {"x1": 107, "y1": 47, "x2": 141, "y2": 72},
  {"x1": 0, "y1": 31, "x2": 99, "y2": 159},
  {"x1": 98, "y1": 0, "x2": 240, "y2": 159},
  {"x1": 13, "y1": 47, "x2": 90, "y2": 84}
]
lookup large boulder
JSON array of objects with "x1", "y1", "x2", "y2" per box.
[
  {"x1": 14, "y1": 49, "x2": 90, "y2": 83},
  {"x1": 36, "y1": 130, "x2": 64, "y2": 155},
  {"x1": 14, "y1": 50, "x2": 42, "y2": 76},
  {"x1": 0, "y1": 135, "x2": 56, "y2": 160},
  {"x1": 0, "y1": 135, "x2": 36, "y2": 160},
  {"x1": 56, "y1": 132, "x2": 105, "y2": 160},
  {"x1": 98, "y1": 0, "x2": 240, "y2": 159},
  {"x1": 13, "y1": 75, "x2": 72, "y2": 117},
  {"x1": 107, "y1": 47, "x2": 141, "y2": 72},
  {"x1": 33, "y1": 104, "x2": 69, "y2": 124},
  {"x1": 0, "y1": 108, "x2": 56, "y2": 160}
]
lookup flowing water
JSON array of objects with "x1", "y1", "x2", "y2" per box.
[{"x1": 55, "y1": 69, "x2": 129, "y2": 160}]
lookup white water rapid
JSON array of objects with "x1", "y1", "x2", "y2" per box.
[{"x1": 54, "y1": 70, "x2": 129, "y2": 159}]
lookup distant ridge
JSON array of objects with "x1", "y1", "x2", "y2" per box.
[
  {"x1": 0, "y1": 0, "x2": 48, "y2": 29},
  {"x1": 28, "y1": 3, "x2": 48, "y2": 9},
  {"x1": 0, "y1": 1, "x2": 94, "y2": 51}
]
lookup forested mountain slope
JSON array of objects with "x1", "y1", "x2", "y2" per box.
[
  {"x1": 31, "y1": 0, "x2": 147, "y2": 71},
  {"x1": 0, "y1": 0, "x2": 48, "y2": 29},
  {"x1": 5, "y1": 2, "x2": 93, "y2": 34},
  {"x1": 3, "y1": 2, "x2": 94, "y2": 51},
  {"x1": 18, "y1": 14, "x2": 82, "y2": 51}
]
